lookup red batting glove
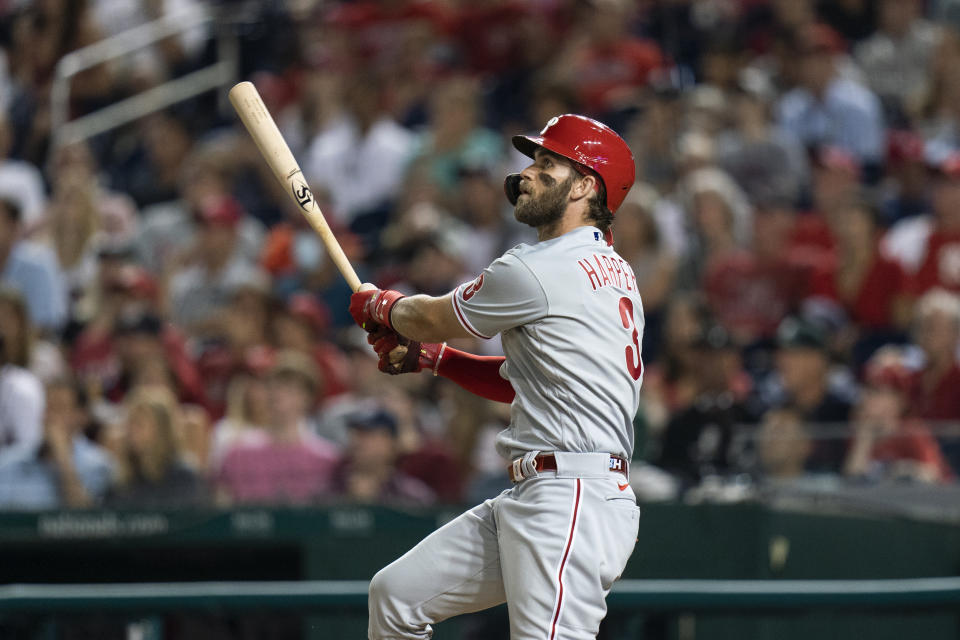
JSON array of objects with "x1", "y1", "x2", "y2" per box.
[
  {"x1": 367, "y1": 326, "x2": 445, "y2": 375},
  {"x1": 349, "y1": 286, "x2": 405, "y2": 331}
]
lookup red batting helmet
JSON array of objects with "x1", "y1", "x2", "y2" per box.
[{"x1": 507, "y1": 114, "x2": 636, "y2": 213}]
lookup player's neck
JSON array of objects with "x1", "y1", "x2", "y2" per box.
[{"x1": 536, "y1": 209, "x2": 593, "y2": 242}]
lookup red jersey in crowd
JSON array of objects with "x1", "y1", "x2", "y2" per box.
[
  {"x1": 570, "y1": 39, "x2": 663, "y2": 114},
  {"x1": 869, "y1": 419, "x2": 954, "y2": 482},
  {"x1": 906, "y1": 229, "x2": 960, "y2": 295},
  {"x1": 908, "y1": 364, "x2": 960, "y2": 424},
  {"x1": 703, "y1": 251, "x2": 809, "y2": 342},
  {"x1": 807, "y1": 252, "x2": 906, "y2": 329},
  {"x1": 788, "y1": 212, "x2": 835, "y2": 265}
]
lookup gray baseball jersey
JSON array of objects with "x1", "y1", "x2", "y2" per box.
[
  {"x1": 451, "y1": 225, "x2": 645, "y2": 460},
  {"x1": 368, "y1": 225, "x2": 644, "y2": 639}
]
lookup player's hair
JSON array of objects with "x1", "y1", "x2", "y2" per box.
[{"x1": 585, "y1": 178, "x2": 612, "y2": 233}]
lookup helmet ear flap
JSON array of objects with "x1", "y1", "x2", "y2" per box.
[{"x1": 504, "y1": 173, "x2": 522, "y2": 205}]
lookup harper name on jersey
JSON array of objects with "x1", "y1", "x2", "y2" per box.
[{"x1": 451, "y1": 226, "x2": 644, "y2": 462}]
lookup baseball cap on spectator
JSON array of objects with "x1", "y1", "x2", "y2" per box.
[
  {"x1": 107, "y1": 265, "x2": 159, "y2": 300},
  {"x1": 197, "y1": 195, "x2": 242, "y2": 227},
  {"x1": 269, "y1": 349, "x2": 321, "y2": 395},
  {"x1": 286, "y1": 293, "x2": 332, "y2": 335},
  {"x1": 794, "y1": 23, "x2": 846, "y2": 56},
  {"x1": 814, "y1": 146, "x2": 860, "y2": 180},
  {"x1": 886, "y1": 130, "x2": 926, "y2": 166},
  {"x1": 863, "y1": 348, "x2": 913, "y2": 395},
  {"x1": 346, "y1": 408, "x2": 398, "y2": 437},
  {"x1": 776, "y1": 317, "x2": 827, "y2": 351}
]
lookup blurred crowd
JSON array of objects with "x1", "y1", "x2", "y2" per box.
[{"x1": 2, "y1": 0, "x2": 960, "y2": 511}]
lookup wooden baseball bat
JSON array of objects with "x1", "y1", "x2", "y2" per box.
[{"x1": 228, "y1": 81, "x2": 362, "y2": 292}]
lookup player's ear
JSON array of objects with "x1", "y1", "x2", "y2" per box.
[{"x1": 570, "y1": 173, "x2": 596, "y2": 202}]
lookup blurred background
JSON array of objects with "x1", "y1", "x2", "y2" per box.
[{"x1": 1, "y1": 0, "x2": 960, "y2": 638}]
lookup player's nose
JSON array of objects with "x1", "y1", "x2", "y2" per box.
[{"x1": 519, "y1": 164, "x2": 537, "y2": 188}]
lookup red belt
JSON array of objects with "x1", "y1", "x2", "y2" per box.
[{"x1": 508, "y1": 453, "x2": 629, "y2": 483}]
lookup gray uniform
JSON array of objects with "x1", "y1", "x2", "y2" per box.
[{"x1": 369, "y1": 226, "x2": 643, "y2": 639}]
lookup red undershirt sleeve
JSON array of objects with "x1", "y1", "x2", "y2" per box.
[{"x1": 436, "y1": 346, "x2": 515, "y2": 404}]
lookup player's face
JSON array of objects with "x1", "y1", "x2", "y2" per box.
[{"x1": 514, "y1": 151, "x2": 574, "y2": 228}]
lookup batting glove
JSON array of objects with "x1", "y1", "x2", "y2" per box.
[
  {"x1": 367, "y1": 326, "x2": 445, "y2": 375},
  {"x1": 349, "y1": 285, "x2": 405, "y2": 331}
]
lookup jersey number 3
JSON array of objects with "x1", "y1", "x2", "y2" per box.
[{"x1": 618, "y1": 297, "x2": 643, "y2": 381}]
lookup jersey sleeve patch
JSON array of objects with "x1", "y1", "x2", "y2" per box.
[{"x1": 452, "y1": 253, "x2": 548, "y2": 338}]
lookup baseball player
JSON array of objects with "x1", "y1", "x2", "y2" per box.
[{"x1": 349, "y1": 114, "x2": 642, "y2": 639}]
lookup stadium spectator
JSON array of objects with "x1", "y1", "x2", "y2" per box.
[
  {"x1": 271, "y1": 293, "x2": 351, "y2": 401},
  {"x1": 676, "y1": 167, "x2": 753, "y2": 290},
  {"x1": 776, "y1": 23, "x2": 886, "y2": 166},
  {"x1": 767, "y1": 317, "x2": 854, "y2": 471},
  {"x1": 0, "y1": 197, "x2": 68, "y2": 332},
  {"x1": 906, "y1": 289, "x2": 960, "y2": 423},
  {"x1": 331, "y1": 407, "x2": 435, "y2": 506},
  {"x1": 854, "y1": 0, "x2": 943, "y2": 121},
  {"x1": 214, "y1": 351, "x2": 340, "y2": 505},
  {"x1": 72, "y1": 308, "x2": 204, "y2": 408},
  {"x1": 657, "y1": 325, "x2": 750, "y2": 486},
  {"x1": 0, "y1": 286, "x2": 66, "y2": 383},
  {"x1": 136, "y1": 151, "x2": 265, "y2": 276},
  {"x1": 305, "y1": 76, "x2": 415, "y2": 231},
  {"x1": 0, "y1": 330, "x2": 44, "y2": 468},
  {"x1": 640, "y1": 293, "x2": 710, "y2": 423},
  {"x1": 547, "y1": 0, "x2": 662, "y2": 117},
  {"x1": 805, "y1": 195, "x2": 910, "y2": 333},
  {"x1": 0, "y1": 377, "x2": 113, "y2": 509},
  {"x1": 0, "y1": 113, "x2": 46, "y2": 228},
  {"x1": 207, "y1": 346, "x2": 274, "y2": 470},
  {"x1": 105, "y1": 386, "x2": 205, "y2": 508},
  {"x1": 755, "y1": 407, "x2": 818, "y2": 485},
  {"x1": 43, "y1": 142, "x2": 139, "y2": 302},
  {"x1": 879, "y1": 130, "x2": 931, "y2": 224},
  {"x1": 410, "y1": 77, "x2": 502, "y2": 196},
  {"x1": 703, "y1": 197, "x2": 809, "y2": 345},
  {"x1": 166, "y1": 195, "x2": 270, "y2": 335},
  {"x1": 844, "y1": 348, "x2": 953, "y2": 483},
  {"x1": 892, "y1": 155, "x2": 960, "y2": 296},
  {"x1": 717, "y1": 68, "x2": 811, "y2": 207}
]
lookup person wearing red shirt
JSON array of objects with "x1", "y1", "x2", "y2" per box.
[
  {"x1": 904, "y1": 155, "x2": 960, "y2": 296},
  {"x1": 548, "y1": 2, "x2": 662, "y2": 115},
  {"x1": 704, "y1": 199, "x2": 809, "y2": 344},
  {"x1": 907, "y1": 288, "x2": 960, "y2": 424},
  {"x1": 844, "y1": 348, "x2": 954, "y2": 482},
  {"x1": 788, "y1": 146, "x2": 861, "y2": 268},
  {"x1": 806, "y1": 195, "x2": 909, "y2": 330}
]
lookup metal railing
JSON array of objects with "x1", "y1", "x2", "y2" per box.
[
  {"x1": 50, "y1": 4, "x2": 238, "y2": 148},
  {"x1": 2, "y1": 578, "x2": 960, "y2": 613}
]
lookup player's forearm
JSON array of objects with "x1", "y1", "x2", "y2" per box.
[
  {"x1": 437, "y1": 347, "x2": 515, "y2": 403},
  {"x1": 391, "y1": 293, "x2": 470, "y2": 343}
]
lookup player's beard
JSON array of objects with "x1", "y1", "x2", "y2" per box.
[{"x1": 514, "y1": 175, "x2": 573, "y2": 228}]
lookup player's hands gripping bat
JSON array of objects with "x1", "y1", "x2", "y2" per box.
[
  {"x1": 349, "y1": 285, "x2": 405, "y2": 331},
  {"x1": 367, "y1": 326, "x2": 444, "y2": 375}
]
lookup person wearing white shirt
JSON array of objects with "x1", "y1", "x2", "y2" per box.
[
  {"x1": 305, "y1": 80, "x2": 414, "y2": 226},
  {"x1": 0, "y1": 332, "x2": 45, "y2": 469},
  {"x1": 777, "y1": 24, "x2": 885, "y2": 166}
]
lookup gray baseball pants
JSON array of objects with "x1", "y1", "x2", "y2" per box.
[{"x1": 368, "y1": 453, "x2": 640, "y2": 639}]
